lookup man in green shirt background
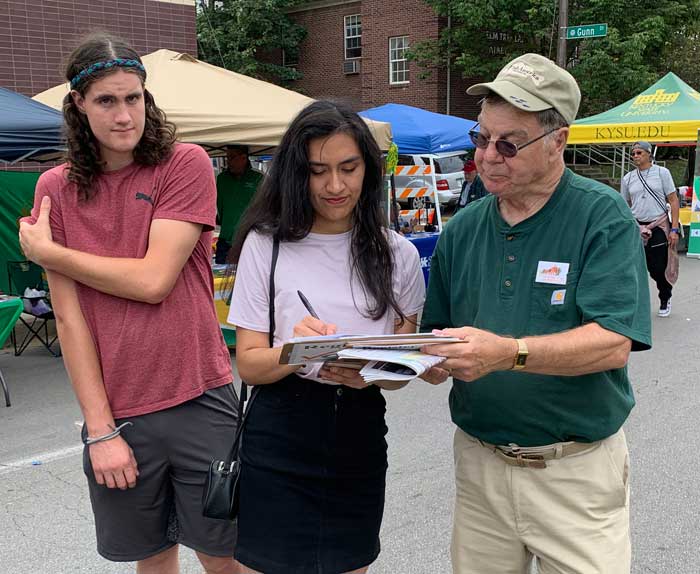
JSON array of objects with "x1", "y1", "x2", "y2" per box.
[
  {"x1": 421, "y1": 54, "x2": 651, "y2": 574},
  {"x1": 215, "y1": 145, "x2": 262, "y2": 263}
]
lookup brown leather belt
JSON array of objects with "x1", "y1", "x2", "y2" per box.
[{"x1": 478, "y1": 439, "x2": 600, "y2": 469}]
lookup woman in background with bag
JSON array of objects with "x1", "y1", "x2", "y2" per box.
[
  {"x1": 227, "y1": 100, "x2": 433, "y2": 574},
  {"x1": 620, "y1": 140, "x2": 680, "y2": 317}
]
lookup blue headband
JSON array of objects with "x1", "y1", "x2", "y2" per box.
[{"x1": 70, "y1": 58, "x2": 146, "y2": 89}]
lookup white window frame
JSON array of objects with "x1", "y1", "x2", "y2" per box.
[
  {"x1": 389, "y1": 36, "x2": 409, "y2": 85},
  {"x1": 344, "y1": 14, "x2": 362, "y2": 60}
]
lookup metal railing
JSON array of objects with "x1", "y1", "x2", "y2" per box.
[{"x1": 568, "y1": 144, "x2": 665, "y2": 182}]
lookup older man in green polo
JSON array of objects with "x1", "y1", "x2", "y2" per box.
[{"x1": 421, "y1": 54, "x2": 651, "y2": 574}]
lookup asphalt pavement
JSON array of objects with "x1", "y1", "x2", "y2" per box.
[{"x1": 1, "y1": 256, "x2": 699, "y2": 573}]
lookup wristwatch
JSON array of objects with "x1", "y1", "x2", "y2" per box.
[
  {"x1": 671, "y1": 227, "x2": 680, "y2": 234},
  {"x1": 512, "y1": 339, "x2": 528, "y2": 370}
]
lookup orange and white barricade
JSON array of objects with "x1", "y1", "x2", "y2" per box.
[
  {"x1": 395, "y1": 187, "x2": 431, "y2": 202},
  {"x1": 393, "y1": 165, "x2": 433, "y2": 176},
  {"x1": 390, "y1": 164, "x2": 443, "y2": 232},
  {"x1": 398, "y1": 208, "x2": 437, "y2": 225}
]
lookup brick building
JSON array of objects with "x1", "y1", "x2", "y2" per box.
[
  {"x1": 284, "y1": 0, "x2": 481, "y2": 119},
  {"x1": 0, "y1": 0, "x2": 197, "y2": 98}
]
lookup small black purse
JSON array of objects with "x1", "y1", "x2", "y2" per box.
[
  {"x1": 202, "y1": 237, "x2": 279, "y2": 521},
  {"x1": 201, "y1": 381, "x2": 258, "y2": 519}
]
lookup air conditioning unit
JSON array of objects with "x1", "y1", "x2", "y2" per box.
[{"x1": 343, "y1": 60, "x2": 360, "y2": 75}]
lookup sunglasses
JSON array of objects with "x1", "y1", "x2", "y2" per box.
[
  {"x1": 469, "y1": 126, "x2": 560, "y2": 158},
  {"x1": 631, "y1": 150, "x2": 646, "y2": 156}
]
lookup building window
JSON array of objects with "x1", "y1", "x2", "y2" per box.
[
  {"x1": 282, "y1": 49, "x2": 299, "y2": 68},
  {"x1": 197, "y1": 0, "x2": 223, "y2": 10},
  {"x1": 389, "y1": 36, "x2": 409, "y2": 85},
  {"x1": 345, "y1": 15, "x2": 362, "y2": 59}
]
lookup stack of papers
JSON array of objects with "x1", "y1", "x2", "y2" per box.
[
  {"x1": 342, "y1": 348, "x2": 447, "y2": 383},
  {"x1": 279, "y1": 333, "x2": 461, "y2": 383}
]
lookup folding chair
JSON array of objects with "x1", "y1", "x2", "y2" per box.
[
  {"x1": 0, "y1": 298, "x2": 24, "y2": 406},
  {"x1": 6, "y1": 261, "x2": 61, "y2": 357}
]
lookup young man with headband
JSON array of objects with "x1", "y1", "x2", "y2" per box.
[{"x1": 20, "y1": 34, "x2": 240, "y2": 574}]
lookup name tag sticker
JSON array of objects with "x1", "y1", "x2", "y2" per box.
[
  {"x1": 535, "y1": 261, "x2": 570, "y2": 285},
  {"x1": 551, "y1": 289, "x2": 566, "y2": 305}
]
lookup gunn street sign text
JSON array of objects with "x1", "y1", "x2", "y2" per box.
[{"x1": 566, "y1": 24, "x2": 608, "y2": 39}]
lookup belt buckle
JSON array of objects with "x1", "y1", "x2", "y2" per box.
[
  {"x1": 515, "y1": 453, "x2": 547, "y2": 469},
  {"x1": 501, "y1": 449, "x2": 547, "y2": 469}
]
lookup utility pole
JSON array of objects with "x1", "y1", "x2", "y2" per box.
[
  {"x1": 446, "y1": 8, "x2": 452, "y2": 115},
  {"x1": 557, "y1": 0, "x2": 568, "y2": 67}
]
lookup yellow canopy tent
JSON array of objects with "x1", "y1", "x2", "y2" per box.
[
  {"x1": 569, "y1": 73, "x2": 700, "y2": 145},
  {"x1": 33, "y1": 49, "x2": 392, "y2": 151}
]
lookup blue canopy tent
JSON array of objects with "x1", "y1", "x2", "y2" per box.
[
  {"x1": 359, "y1": 103, "x2": 476, "y2": 154},
  {"x1": 0, "y1": 87, "x2": 64, "y2": 163},
  {"x1": 359, "y1": 104, "x2": 477, "y2": 285}
]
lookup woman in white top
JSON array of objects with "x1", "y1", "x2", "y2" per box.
[{"x1": 228, "y1": 100, "x2": 426, "y2": 574}]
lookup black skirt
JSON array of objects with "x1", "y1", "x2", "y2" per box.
[{"x1": 236, "y1": 374, "x2": 389, "y2": 574}]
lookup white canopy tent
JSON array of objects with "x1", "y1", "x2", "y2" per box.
[{"x1": 33, "y1": 49, "x2": 392, "y2": 151}]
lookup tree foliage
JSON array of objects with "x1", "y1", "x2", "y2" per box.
[
  {"x1": 413, "y1": 0, "x2": 700, "y2": 116},
  {"x1": 659, "y1": 22, "x2": 700, "y2": 93},
  {"x1": 196, "y1": 0, "x2": 307, "y2": 83}
]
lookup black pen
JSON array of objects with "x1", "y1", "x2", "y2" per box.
[{"x1": 297, "y1": 290, "x2": 320, "y2": 319}]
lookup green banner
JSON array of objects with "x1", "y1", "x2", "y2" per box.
[
  {"x1": 688, "y1": 129, "x2": 700, "y2": 258},
  {"x1": 385, "y1": 142, "x2": 398, "y2": 176},
  {"x1": 0, "y1": 170, "x2": 40, "y2": 293},
  {"x1": 689, "y1": 231, "x2": 700, "y2": 256}
]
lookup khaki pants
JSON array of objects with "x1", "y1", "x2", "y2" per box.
[{"x1": 451, "y1": 428, "x2": 631, "y2": 574}]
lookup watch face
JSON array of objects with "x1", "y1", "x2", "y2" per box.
[{"x1": 515, "y1": 354, "x2": 527, "y2": 366}]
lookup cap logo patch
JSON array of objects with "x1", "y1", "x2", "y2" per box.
[
  {"x1": 504, "y1": 63, "x2": 544, "y2": 86},
  {"x1": 509, "y1": 95, "x2": 531, "y2": 108}
]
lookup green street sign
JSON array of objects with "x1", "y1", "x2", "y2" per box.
[{"x1": 566, "y1": 23, "x2": 608, "y2": 39}]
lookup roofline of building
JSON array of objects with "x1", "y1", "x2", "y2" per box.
[{"x1": 286, "y1": 0, "x2": 360, "y2": 14}]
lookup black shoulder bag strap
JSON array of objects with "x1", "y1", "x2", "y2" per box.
[
  {"x1": 227, "y1": 235, "x2": 280, "y2": 461},
  {"x1": 637, "y1": 167, "x2": 669, "y2": 213}
]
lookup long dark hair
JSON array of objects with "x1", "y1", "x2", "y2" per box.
[
  {"x1": 62, "y1": 33, "x2": 176, "y2": 200},
  {"x1": 230, "y1": 100, "x2": 405, "y2": 324}
]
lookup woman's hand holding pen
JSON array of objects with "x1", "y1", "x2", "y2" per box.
[
  {"x1": 293, "y1": 315, "x2": 337, "y2": 337},
  {"x1": 294, "y1": 290, "x2": 337, "y2": 337},
  {"x1": 291, "y1": 316, "x2": 367, "y2": 388},
  {"x1": 294, "y1": 290, "x2": 367, "y2": 389}
]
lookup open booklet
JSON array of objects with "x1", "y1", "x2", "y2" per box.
[{"x1": 279, "y1": 332, "x2": 461, "y2": 383}]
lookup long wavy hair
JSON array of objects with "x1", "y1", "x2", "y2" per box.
[
  {"x1": 229, "y1": 100, "x2": 406, "y2": 324},
  {"x1": 63, "y1": 33, "x2": 176, "y2": 200}
]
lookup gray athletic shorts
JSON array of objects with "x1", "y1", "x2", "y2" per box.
[{"x1": 82, "y1": 384, "x2": 239, "y2": 562}]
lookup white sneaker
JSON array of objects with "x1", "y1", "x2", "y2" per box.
[{"x1": 658, "y1": 299, "x2": 671, "y2": 317}]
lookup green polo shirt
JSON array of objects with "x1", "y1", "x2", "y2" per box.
[
  {"x1": 422, "y1": 169, "x2": 651, "y2": 447},
  {"x1": 216, "y1": 167, "x2": 262, "y2": 243}
]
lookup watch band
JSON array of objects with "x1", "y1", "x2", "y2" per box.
[{"x1": 512, "y1": 338, "x2": 528, "y2": 370}]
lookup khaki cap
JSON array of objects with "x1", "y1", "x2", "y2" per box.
[{"x1": 467, "y1": 53, "x2": 581, "y2": 124}]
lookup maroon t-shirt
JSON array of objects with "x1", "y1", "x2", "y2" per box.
[{"x1": 30, "y1": 143, "x2": 233, "y2": 418}]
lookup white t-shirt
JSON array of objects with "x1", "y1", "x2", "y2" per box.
[
  {"x1": 620, "y1": 164, "x2": 676, "y2": 222},
  {"x1": 229, "y1": 229, "x2": 425, "y2": 382}
]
